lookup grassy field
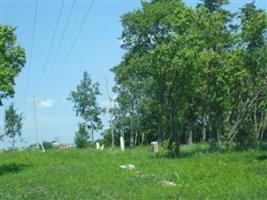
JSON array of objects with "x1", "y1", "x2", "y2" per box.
[{"x1": 0, "y1": 145, "x2": 266, "y2": 200}]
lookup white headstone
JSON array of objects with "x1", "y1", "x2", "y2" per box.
[
  {"x1": 120, "y1": 136, "x2": 125, "y2": 151},
  {"x1": 100, "y1": 144, "x2": 104, "y2": 150},
  {"x1": 96, "y1": 142, "x2": 100, "y2": 150},
  {"x1": 150, "y1": 141, "x2": 159, "y2": 153},
  {"x1": 161, "y1": 180, "x2": 176, "y2": 187},
  {"x1": 120, "y1": 164, "x2": 135, "y2": 170}
]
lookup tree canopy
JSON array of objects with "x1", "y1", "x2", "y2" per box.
[
  {"x1": 0, "y1": 26, "x2": 26, "y2": 105},
  {"x1": 107, "y1": 0, "x2": 267, "y2": 156},
  {"x1": 68, "y1": 71, "x2": 103, "y2": 144},
  {"x1": 4, "y1": 104, "x2": 23, "y2": 149}
]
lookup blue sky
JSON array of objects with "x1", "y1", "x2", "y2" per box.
[{"x1": 0, "y1": 0, "x2": 266, "y2": 148}]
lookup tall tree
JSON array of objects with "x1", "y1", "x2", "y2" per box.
[
  {"x1": 227, "y1": 2, "x2": 267, "y2": 148},
  {"x1": 4, "y1": 104, "x2": 23, "y2": 149},
  {"x1": 113, "y1": 0, "x2": 198, "y2": 156},
  {"x1": 68, "y1": 72, "x2": 103, "y2": 144},
  {"x1": 0, "y1": 26, "x2": 26, "y2": 105}
]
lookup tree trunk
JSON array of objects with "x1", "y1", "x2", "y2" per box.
[
  {"x1": 188, "y1": 129, "x2": 193, "y2": 145},
  {"x1": 175, "y1": 131, "x2": 181, "y2": 156},
  {"x1": 202, "y1": 127, "x2": 206, "y2": 142},
  {"x1": 91, "y1": 129, "x2": 94, "y2": 143},
  {"x1": 157, "y1": 124, "x2": 162, "y2": 144},
  {"x1": 217, "y1": 127, "x2": 220, "y2": 143},
  {"x1": 134, "y1": 130, "x2": 138, "y2": 146},
  {"x1": 111, "y1": 122, "x2": 114, "y2": 148},
  {"x1": 130, "y1": 134, "x2": 134, "y2": 147},
  {"x1": 12, "y1": 137, "x2": 15, "y2": 149},
  {"x1": 259, "y1": 114, "x2": 267, "y2": 141},
  {"x1": 141, "y1": 132, "x2": 145, "y2": 145},
  {"x1": 167, "y1": 112, "x2": 180, "y2": 157},
  {"x1": 130, "y1": 118, "x2": 134, "y2": 147},
  {"x1": 254, "y1": 103, "x2": 258, "y2": 137},
  {"x1": 202, "y1": 114, "x2": 207, "y2": 142}
]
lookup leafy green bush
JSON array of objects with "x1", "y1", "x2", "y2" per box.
[
  {"x1": 42, "y1": 141, "x2": 54, "y2": 150},
  {"x1": 75, "y1": 124, "x2": 90, "y2": 148}
]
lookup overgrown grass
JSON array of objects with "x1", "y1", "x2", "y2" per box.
[{"x1": 0, "y1": 144, "x2": 266, "y2": 199}]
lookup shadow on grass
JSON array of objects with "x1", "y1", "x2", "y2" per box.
[
  {"x1": 256, "y1": 155, "x2": 267, "y2": 161},
  {"x1": 0, "y1": 163, "x2": 31, "y2": 176},
  {"x1": 150, "y1": 147, "x2": 211, "y2": 159},
  {"x1": 158, "y1": 152, "x2": 211, "y2": 159}
]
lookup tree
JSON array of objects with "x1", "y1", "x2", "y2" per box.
[
  {"x1": 0, "y1": 26, "x2": 26, "y2": 105},
  {"x1": 111, "y1": 0, "x2": 267, "y2": 155},
  {"x1": 198, "y1": 0, "x2": 229, "y2": 12},
  {"x1": 4, "y1": 104, "x2": 23, "y2": 149},
  {"x1": 226, "y1": 2, "x2": 267, "y2": 148},
  {"x1": 113, "y1": 0, "x2": 198, "y2": 156},
  {"x1": 68, "y1": 71, "x2": 103, "y2": 144}
]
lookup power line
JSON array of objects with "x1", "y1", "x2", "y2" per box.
[
  {"x1": 48, "y1": 0, "x2": 95, "y2": 90},
  {"x1": 37, "y1": 0, "x2": 65, "y2": 95},
  {"x1": 25, "y1": 0, "x2": 38, "y2": 92},
  {"x1": 23, "y1": 0, "x2": 38, "y2": 111},
  {"x1": 40, "y1": 0, "x2": 76, "y2": 94},
  {"x1": 103, "y1": 74, "x2": 115, "y2": 148}
]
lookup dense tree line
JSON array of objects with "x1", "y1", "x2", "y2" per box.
[{"x1": 103, "y1": 0, "x2": 267, "y2": 156}]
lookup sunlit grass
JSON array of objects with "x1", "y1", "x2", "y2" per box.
[{"x1": 0, "y1": 145, "x2": 266, "y2": 199}]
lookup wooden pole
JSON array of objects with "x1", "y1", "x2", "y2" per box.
[{"x1": 33, "y1": 97, "x2": 45, "y2": 152}]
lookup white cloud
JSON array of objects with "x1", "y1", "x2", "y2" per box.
[{"x1": 38, "y1": 99, "x2": 54, "y2": 109}]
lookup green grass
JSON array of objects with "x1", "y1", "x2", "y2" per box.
[{"x1": 0, "y1": 145, "x2": 266, "y2": 199}]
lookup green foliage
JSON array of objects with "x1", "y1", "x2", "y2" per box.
[
  {"x1": 102, "y1": 128, "x2": 120, "y2": 147},
  {"x1": 111, "y1": 0, "x2": 267, "y2": 155},
  {"x1": 0, "y1": 146, "x2": 266, "y2": 199},
  {"x1": 75, "y1": 123, "x2": 89, "y2": 148},
  {"x1": 68, "y1": 71, "x2": 103, "y2": 142},
  {"x1": 198, "y1": 0, "x2": 229, "y2": 12},
  {"x1": 4, "y1": 104, "x2": 23, "y2": 149},
  {"x1": 0, "y1": 26, "x2": 26, "y2": 105},
  {"x1": 42, "y1": 141, "x2": 55, "y2": 150}
]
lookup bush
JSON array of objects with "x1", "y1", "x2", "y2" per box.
[
  {"x1": 235, "y1": 129, "x2": 258, "y2": 150},
  {"x1": 42, "y1": 141, "x2": 55, "y2": 150},
  {"x1": 209, "y1": 140, "x2": 234, "y2": 153},
  {"x1": 75, "y1": 124, "x2": 90, "y2": 148}
]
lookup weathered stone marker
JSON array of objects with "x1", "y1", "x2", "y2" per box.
[
  {"x1": 120, "y1": 164, "x2": 135, "y2": 170},
  {"x1": 120, "y1": 136, "x2": 125, "y2": 151},
  {"x1": 150, "y1": 141, "x2": 159, "y2": 153},
  {"x1": 96, "y1": 142, "x2": 100, "y2": 150}
]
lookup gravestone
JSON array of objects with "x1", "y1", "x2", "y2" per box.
[
  {"x1": 150, "y1": 141, "x2": 159, "y2": 153},
  {"x1": 96, "y1": 142, "x2": 100, "y2": 150},
  {"x1": 120, "y1": 136, "x2": 125, "y2": 151}
]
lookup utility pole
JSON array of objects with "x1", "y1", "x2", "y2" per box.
[
  {"x1": 33, "y1": 96, "x2": 45, "y2": 152},
  {"x1": 103, "y1": 75, "x2": 114, "y2": 148}
]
